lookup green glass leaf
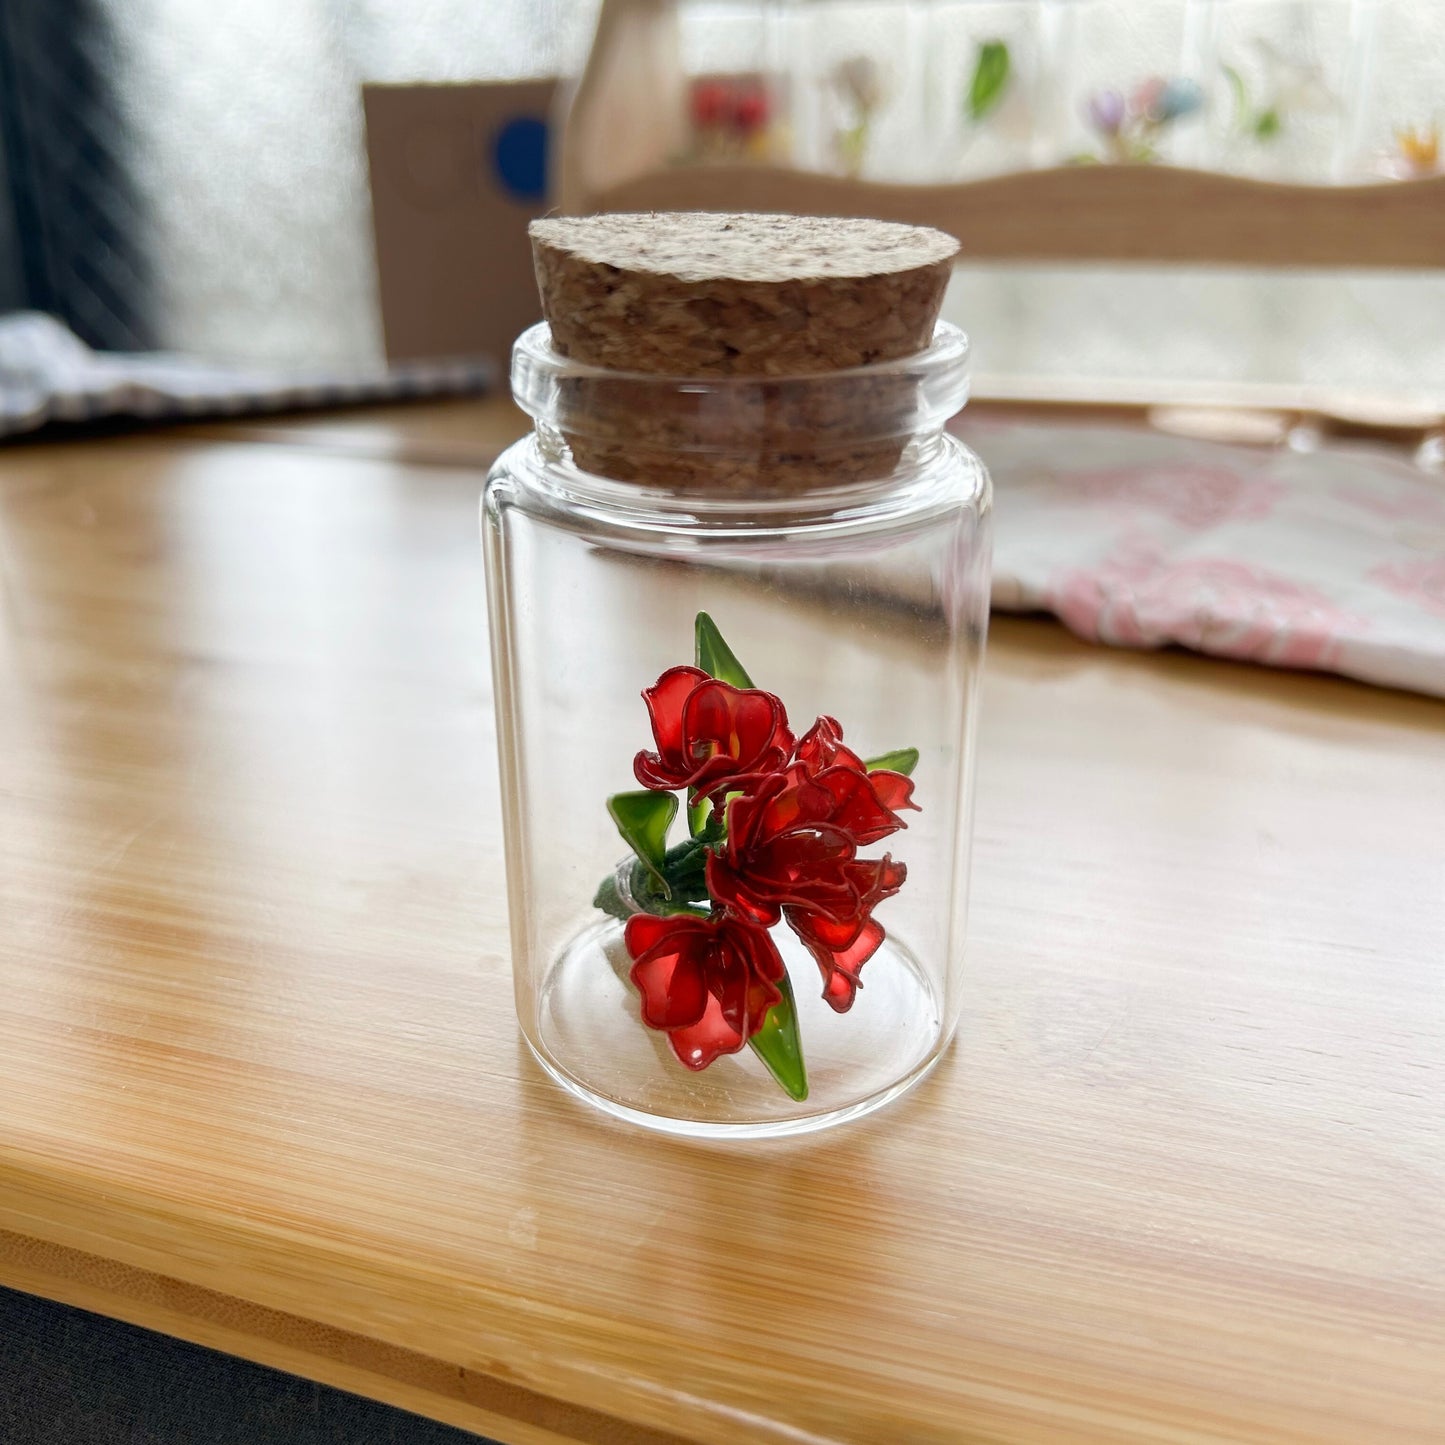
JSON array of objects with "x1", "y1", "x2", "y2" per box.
[
  {"x1": 967, "y1": 40, "x2": 1011, "y2": 122},
  {"x1": 1254, "y1": 107, "x2": 1281, "y2": 140},
  {"x1": 863, "y1": 746, "x2": 919, "y2": 777},
  {"x1": 748, "y1": 972, "x2": 808, "y2": 1101},
  {"x1": 687, "y1": 792, "x2": 711, "y2": 838},
  {"x1": 628, "y1": 860, "x2": 708, "y2": 917},
  {"x1": 694, "y1": 611, "x2": 754, "y2": 689},
  {"x1": 607, "y1": 790, "x2": 677, "y2": 895}
]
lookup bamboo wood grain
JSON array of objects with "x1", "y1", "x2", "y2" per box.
[
  {"x1": 1, "y1": 419, "x2": 1443, "y2": 1443},
  {"x1": 0, "y1": 1229, "x2": 680, "y2": 1445},
  {"x1": 585, "y1": 165, "x2": 1445, "y2": 270}
]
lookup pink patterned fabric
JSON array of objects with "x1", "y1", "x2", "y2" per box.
[
  {"x1": 957, "y1": 418, "x2": 1445, "y2": 697},
  {"x1": 1371, "y1": 558, "x2": 1445, "y2": 619}
]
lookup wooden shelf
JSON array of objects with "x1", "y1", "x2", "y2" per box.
[{"x1": 586, "y1": 164, "x2": 1445, "y2": 269}]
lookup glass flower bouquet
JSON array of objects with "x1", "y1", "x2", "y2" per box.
[{"x1": 593, "y1": 613, "x2": 919, "y2": 1101}]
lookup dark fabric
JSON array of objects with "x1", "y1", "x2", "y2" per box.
[
  {"x1": 0, "y1": 125, "x2": 24, "y2": 315},
  {"x1": 0, "y1": 0, "x2": 153, "y2": 348},
  {"x1": 0, "y1": 1286, "x2": 494, "y2": 1445}
]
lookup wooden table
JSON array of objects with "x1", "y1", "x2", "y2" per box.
[{"x1": 2, "y1": 402, "x2": 1443, "y2": 1445}]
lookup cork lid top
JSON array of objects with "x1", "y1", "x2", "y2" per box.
[
  {"x1": 528, "y1": 212, "x2": 959, "y2": 285},
  {"x1": 529, "y1": 211, "x2": 960, "y2": 377}
]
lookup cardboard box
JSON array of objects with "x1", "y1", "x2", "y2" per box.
[{"x1": 363, "y1": 80, "x2": 557, "y2": 366}]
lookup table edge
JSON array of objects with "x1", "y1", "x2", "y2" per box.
[{"x1": 0, "y1": 1226, "x2": 688, "y2": 1445}]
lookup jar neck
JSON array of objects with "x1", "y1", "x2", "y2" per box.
[
  {"x1": 532, "y1": 421, "x2": 953, "y2": 500},
  {"x1": 509, "y1": 321, "x2": 972, "y2": 499},
  {"x1": 525, "y1": 424, "x2": 965, "y2": 522}
]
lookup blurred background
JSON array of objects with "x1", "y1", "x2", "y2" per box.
[{"x1": 0, "y1": 0, "x2": 1441, "y2": 399}]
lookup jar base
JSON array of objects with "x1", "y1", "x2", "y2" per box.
[{"x1": 527, "y1": 919, "x2": 949, "y2": 1139}]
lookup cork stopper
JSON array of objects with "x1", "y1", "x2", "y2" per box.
[{"x1": 525, "y1": 212, "x2": 962, "y2": 491}]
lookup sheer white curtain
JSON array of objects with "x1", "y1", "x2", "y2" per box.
[
  {"x1": 105, "y1": 0, "x2": 596, "y2": 366},
  {"x1": 103, "y1": 0, "x2": 1444, "y2": 401}
]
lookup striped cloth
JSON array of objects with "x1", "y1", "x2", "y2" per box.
[{"x1": 0, "y1": 312, "x2": 492, "y2": 438}]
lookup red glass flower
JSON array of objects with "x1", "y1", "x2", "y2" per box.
[
  {"x1": 625, "y1": 911, "x2": 786, "y2": 1070},
  {"x1": 705, "y1": 753, "x2": 910, "y2": 1012},
  {"x1": 785, "y1": 853, "x2": 906, "y2": 1012},
  {"x1": 602, "y1": 613, "x2": 923, "y2": 1093},
  {"x1": 794, "y1": 715, "x2": 918, "y2": 818},
  {"x1": 633, "y1": 665, "x2": 793, "y2": 800}
]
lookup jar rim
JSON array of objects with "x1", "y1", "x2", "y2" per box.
[{"x1": 509, "y1": 321, "x2": 971, "y2": 454}]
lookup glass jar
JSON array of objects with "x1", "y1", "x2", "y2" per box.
[{"x1": 482, "y1": 319, "x2": 991, "y2": 1138}]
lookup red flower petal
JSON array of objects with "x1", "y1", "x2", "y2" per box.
[
  {"x1": 713, "y1": 791, "x2": 864, "y2": 920},
  {"x1": 631, "y1": 950, "x2": 709, "y2": 1030},
  {"x1": 794, "y1": 717, "x2": 919, "y2": 820},
  {"x1": 755, "y1": 771, "x2": 834, "y2": 837},
  {"x1": 623, "y1": 911, "x2": 785, "y2": 1069},
  {"x1": 633, "y1": 750, "x2": 688, "y2": 792},
  {"x1": 809, "y1": 765, "x2": 909, "y2": 846},
  {"x1": 682, "y1": 681, "x2": 792, "y2": 795},
  {"x1": 732, "y1": 931, "x2": 785, "y2": 1041},
  {"x1": 783, "y1": 856, "x2": 900, "y2": 951},
  {"x1": 642, "y1": 666, "x2": 708, "y2": 754},
  {"x1": 624, "y1": 913, "x2": 677, "y2": 954},
  {"x1": 683, "y1": 682, "x2": 782, "y2": 759},
  {"x1": 716, "y1": 771, "x2": 896, "y2": 922},
  {"x1": 858, "y1": 853, "x2": 908, "y2": 899},
  {"x1": 625, "y1": 914, "x2": 710, "y2": 1029},
  {"x1": 767, "y1": 708, "x2": 797, "y2": 762},
  {"x1": 667, "y1": 991, "x2": 746, "y2": 1070},
  {"x1": 705, "y1": 852, "x2": 781, "y2": 928},
  {"x1": 791, "y1": 906, "x2": 866, "y2": 952},
  {"x1": 867, "y1": 768, "x2": 918, "y2": 816},
  {"x1": 634, "y1": 670, "x2": 794, "y2": 798},
  {"x1": 828, "y1": 916, "x2": 887, "y2": 975},
  {"x1": 702, "y1": 943, "x2": 746, "y2": 1038},
  {"x1": 821, "y1": 970, "x2": 857, "y2": 1011},
  {"x1": 795, "y1": 715, "x2": 866, "y2": 775},
  {"x1": 734, "y1": 918, "x2": 787, "y2": 987},
  {"x1": 667, "y1": 921, "x2": 784, "y2": 1069},
  {"x1": 790, "y1": 913, "x2": 886, "y2": 1013}
]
